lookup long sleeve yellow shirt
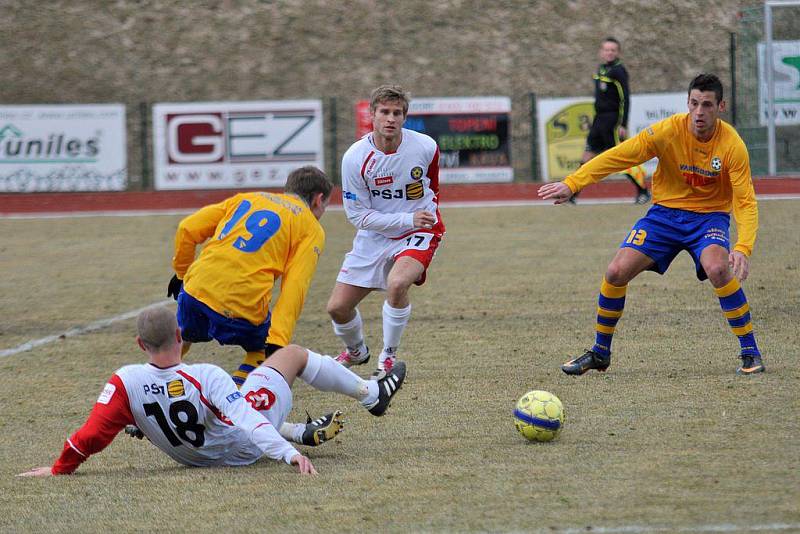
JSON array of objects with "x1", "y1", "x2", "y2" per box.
[
  {"x1": 173, "y1": 192, "x2": 325, "y2": 346},
  {"x1": 564, "y1": 113, "x2": 758, "y2": 256}
]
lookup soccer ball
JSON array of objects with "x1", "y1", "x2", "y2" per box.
[{"x1": 514, "y1": 390, "x2": 565, "y2": 442}]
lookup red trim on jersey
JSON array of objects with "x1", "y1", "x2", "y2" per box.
[
  {"x1": 360, "y1": 150, "x2": 375, "y2": 185},
  {"x1": 52, "y1": 374, "x2": 135, "y2": 475},
  {"x1": 428, "y1": 146, "x2": 441, "y2": 198},
  {"x1": 176, "y1": 370, "x2": 233, "y2": 426}
]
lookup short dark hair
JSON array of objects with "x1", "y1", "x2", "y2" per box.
[
  {"x1": 602, "y1": 37, "x2": 621, "y2": 48},
  {"x1": 284, "y1": 166, "x2": 333, "y2": 206},
  {"x1": 688, "y1": 73, "x2": 723, "y2": 104}
]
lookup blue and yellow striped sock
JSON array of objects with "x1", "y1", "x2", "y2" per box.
[
  {"x1": 715, "y1": 279, "x2": 761, "y2": 356},
  {"x1": 232, "y1": 351, "x2": 265, "y2": 388},
  {"x1": 591, "y1": 277, "x2": 627, "y2": 357}
]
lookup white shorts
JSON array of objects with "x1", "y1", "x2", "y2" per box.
[
  {"x1": 239, "y1": 366, "x2": 293, "y2": 429},
  {"x1": 336, "y1": 230, "x2": 441, "y2": 290}
]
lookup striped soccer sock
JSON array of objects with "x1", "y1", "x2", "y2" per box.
[
  {"x1": 591, "y1": 277, "x2": 627, "y2": 357},
  {"x1": 625, "y1": 165, "x2": 647, "y2": 190},
  {"x1": 232, "y1": 350, "x2": 265, "y2": 388},
  {"x1": 715, "y1": 279, "x2": 761, "y2": 356}
]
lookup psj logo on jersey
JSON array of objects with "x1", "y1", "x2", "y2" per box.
[{"x1": 371, "y1": 182, "x2": 424, "y2": 200}]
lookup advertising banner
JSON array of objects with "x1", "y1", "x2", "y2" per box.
[
  {"x1": 537, "y1": 92, "x2": 686, "y2": 181},
  {"x1": 153, "y1": 100, "x2": 323, "y2": 190},
  {"x1": 355, "y1": 97, "x2": 512, "y2": 183},
  {"x1": 758, "y1": 40, "x2": 800, "y2": 126},
  {"x1": 0, "y1": 104, "x2": 127, "y2": 192}
]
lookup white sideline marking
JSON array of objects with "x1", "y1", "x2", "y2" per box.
[
  {"x1": 1, "y1": 194, "x2": 798, "y2": 220},
  {"x1": 558, "y1": 523, "x2": 800, "y2": 533},
  {"x1": 0, "y1": 300, "x2": 174, "y2": 358}
]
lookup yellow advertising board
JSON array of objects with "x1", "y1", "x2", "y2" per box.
[{"x1": 544, "y1": 101, "x2": 594, "y2": 181}]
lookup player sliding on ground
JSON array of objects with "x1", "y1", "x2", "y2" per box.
[
  {"x1": 18, "y1": 306, "x2": 406, "y2": 477},
  {"x1": 538, "y1": 73, "x2": 764, "y2": 376}
]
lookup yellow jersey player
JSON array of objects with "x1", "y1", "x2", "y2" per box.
[
  {"x1": 168, "y1": 166, "x2": 333, "y2": 386},
  {"x1": 538, "y1": 73, "x2": 764, "y2": 376}
]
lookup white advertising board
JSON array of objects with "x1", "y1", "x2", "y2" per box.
[
  {"x1": 758, "y1": 41, "x2": 800, "y2": 126},
  {"x1": 0, "y1": 104, "x2": 127, "y2": 192},
  {"x1": 153, "y1": 100, "x2": 324, "y2": 190}
]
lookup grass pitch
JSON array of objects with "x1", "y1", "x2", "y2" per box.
[{"x1": 1, "y1": 201, "x2": 798, "y2": 533}]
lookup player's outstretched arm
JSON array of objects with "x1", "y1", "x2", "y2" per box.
[
  {"x1": 537, "y1": 182, "x2": 574, "y2": 204},
  {"x1": 290, "y1": 454, "x2": 318, "y2": 475},
  {"x1": 17, "y1": 466, "x2": 53, "y2": 477}
]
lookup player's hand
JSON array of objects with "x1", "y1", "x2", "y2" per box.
[
  {"x1": 17, "y1": 467, "x2": 53, "y2": 478},
  {"x1": 167, "y1": 274, "x2": 183, "y2": 301},
  {"x1": 537, "y1": 182, "x2": 575, "y2": 205},
  {"x1": 290, "y1": 454, "x2": 318, "y2": 475},
  {"x1": 729, "y1": 251, "x2": 750, "y2": 281},
  {"x1": 618, "y1": 126, "x2": 628, "y2": 139},
  {"x1": 413, "y1": 210, "x2": 436, "y2": 229},
  {"x1": 265, "y1": 343, "x2": 283, "y2": 357}
]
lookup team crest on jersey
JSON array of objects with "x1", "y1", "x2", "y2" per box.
[
  {"x1": 167, "y1": 379, "x2": 185, "y2": 398},
  {"x1": 245, "y1": 387, "x2": 276, "y2": 412},
  {"x1": 711, "y1": 157, "x2": 722, "y2": 171},
  {"x1": 410, "y1": 166, "x2": 424, "y2": 180},
  {"x1": 405, "y1": 182, "x2": 424, "y2": 200}
]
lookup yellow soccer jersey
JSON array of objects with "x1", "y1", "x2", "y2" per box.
[
  {"x1": 173, "y1": 192, "x2": 325, "y2": 347},
  {"x1": 564, "y1": 113, "x2": 758, "y2": 256}
]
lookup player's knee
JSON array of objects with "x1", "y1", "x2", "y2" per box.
[
  {"x1": 704, "y1": 262, "x2": 731, "y2": 286},
  {"x1": 326, "y1": 297, "x2": 347, "y2": 321},
  {"x1": 385, "y1": 277, "x2": 411, "y2": 301},
  {"x1": 604, "y1": 264, "x2": 629, "y2": 286}
]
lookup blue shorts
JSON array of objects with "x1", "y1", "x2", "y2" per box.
[
  {"x1": 620, "y1": 204, "x2": 730, "y2": 281},
  {"x1": 176, "y1": 291, "x2": 270, "y2": 352}
]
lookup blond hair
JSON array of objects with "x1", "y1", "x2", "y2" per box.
[
  {"x1": 137, "y1": 306, "x2": 179, "y2": 352},
  {"x1": 369, "y1": 85, "x2": 410, "y2": 115}
]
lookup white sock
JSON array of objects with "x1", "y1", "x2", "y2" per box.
[
  {"x1": 299, "y1": 350, "x2": 375, "y2": 402},
  {"x1": 382, "y1": 301, "x2": 411, "y2": 364},
  {"x1": 279, "y1": 422, "x2": 305, "y2": 444},
  {"x1": 332, "y1": 309, "x2": 367, "y2": 355}
]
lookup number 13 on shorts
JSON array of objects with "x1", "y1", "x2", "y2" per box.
[
  {"x1": 404, "y1": 233, "x2": 433, "y2": 251},
  {"x1": 625, "y1": 228, "x2": 647, "y2": 246}
]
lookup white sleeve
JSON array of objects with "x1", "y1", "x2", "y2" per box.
[
  {"x1": 206, "y1": 368, "x2": 300, "y2": 465},
  {"x1": 341, "y1": 152, "x2": 415, "y2": 235}
]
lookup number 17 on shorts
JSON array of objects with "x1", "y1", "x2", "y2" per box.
[{"x1": 404, "y1": 233, "x2": 433, "y2": 251}]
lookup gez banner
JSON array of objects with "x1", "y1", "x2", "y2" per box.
[
  {"x1": 758, "y1": 40, "x2": 800, "y2": 126},
  {"x1": 0, "y1": 104, "x2": 127, "y2": 192},
  {"x1": 153, "y1": 100, "x2": 323, "y2": 190},
  {"x1": 537, "y1": 92, "x2": 686, "y2": 181},
  {"x1": 355, "y1": 96, "x2": 512, "y2": 183}
]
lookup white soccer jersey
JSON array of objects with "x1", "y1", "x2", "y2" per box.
[
  {"x1": 341, "y1": 128, "x2": 445, "y2": 239},
  {"x1": 116, "y1": 362, "x2": 298, "y2": 467}
]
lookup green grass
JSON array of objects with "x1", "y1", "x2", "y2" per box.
[{"x1": 1, "y1": 201, "x2": 798, "y2": 533}]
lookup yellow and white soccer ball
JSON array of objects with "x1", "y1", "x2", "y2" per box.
[{"x1": 513, "y1": 390, "x2": 565, "y2": 442}]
